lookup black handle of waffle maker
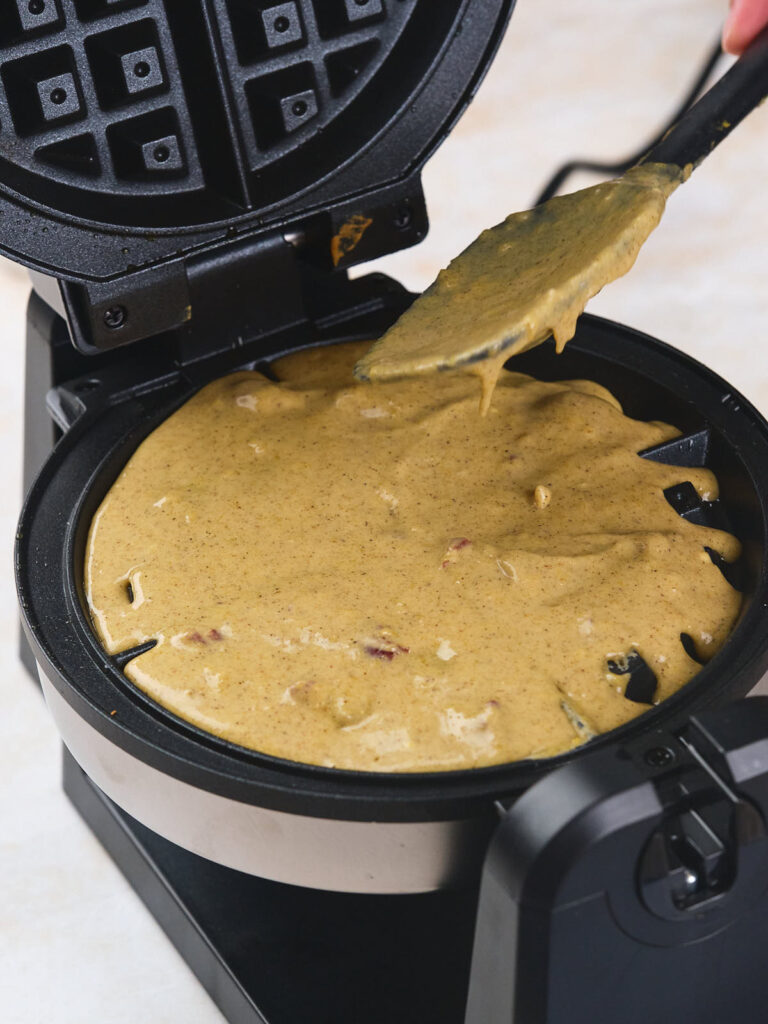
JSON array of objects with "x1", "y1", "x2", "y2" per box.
[
  {"x1": 640, "y1": 23, "x2": 768, "y2": 171},
  {"x1": 465, "y1": 697, "x2": 768, "y2": 1024}
]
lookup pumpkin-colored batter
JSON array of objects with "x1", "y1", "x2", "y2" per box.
[
  {"x1": 355, "y1": 163, "x2": 686, "y2": 413},
  {"x1": 85, "y1": 342, "x2": 741, "y2": 772}
]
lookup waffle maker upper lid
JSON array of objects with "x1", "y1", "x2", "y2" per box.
[{"x1": 0, "y1": 0, "x2": 513, "y2": 349}]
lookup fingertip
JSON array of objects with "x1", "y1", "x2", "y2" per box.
[
  {"x1": 722, "y1": 21, "x2": 744, "y2": 56},
  {"x1": 721, "y1": 0, "x2": 768, "y2": 55},
  {"x1": 722, "y1": 9, "x2": 743, "y2": 55}
]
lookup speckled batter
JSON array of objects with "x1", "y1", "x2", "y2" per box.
[
  {"x1": 84, "y1": 342, "x2": 741, "y2": 772},
  {"x1": 355, "y1": 163, "x2": 686, "y2": 413}
]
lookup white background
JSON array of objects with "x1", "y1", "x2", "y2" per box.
[{"x1": 2, "y1": 1, "x2": 768, "y2": 1020}]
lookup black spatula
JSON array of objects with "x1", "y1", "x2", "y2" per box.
[{"x1": 355, "y1": 27, "x2": 768, "y2": 387}]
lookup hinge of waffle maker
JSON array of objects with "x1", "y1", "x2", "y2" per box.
[
  {"x1": 464, "y1": 697, "x2": 768, "y2": 1024},
  {"x1": 39, "y1": 177, "x2": 428, "y2": 361},
  {"x1": 54, "y1": 229, "x2": 317, "y2": 356}
]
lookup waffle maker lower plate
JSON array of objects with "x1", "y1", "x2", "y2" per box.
[{"x1": 16, "y1": 310, "x2": 768, "y2": 893}]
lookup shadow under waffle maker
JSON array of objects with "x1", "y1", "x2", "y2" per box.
[{"x1": 8, "y1": 2, "x2": 768, "y2": 1022}]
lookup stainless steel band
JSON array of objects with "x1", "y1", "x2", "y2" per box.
[{"x1": 41, "y1": 671, "x2": 490, "y2": 894}]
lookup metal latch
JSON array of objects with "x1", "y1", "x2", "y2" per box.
[{"x1": 639, "y1": 731, "x2": 767, "y2": 917}]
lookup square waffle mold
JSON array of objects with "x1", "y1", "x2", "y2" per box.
[
  {"x1": 0, "y1": 0, "x2": 513, "y2": 354},
  {"x1": 0, "y1": 0, "x2": 468, "y2": 223}
]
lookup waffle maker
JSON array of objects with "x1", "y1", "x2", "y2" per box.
[{"x1": 10, "y1": 1, "x2": 768, "y2": 1021}]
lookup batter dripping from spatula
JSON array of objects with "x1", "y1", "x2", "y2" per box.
[{"x1": 355, "y1": 163, "x2": 685, "y2": 413}]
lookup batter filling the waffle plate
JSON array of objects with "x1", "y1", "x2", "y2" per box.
[{"x1": 84, "y1": 340, "x2": 741, "y2": 772}]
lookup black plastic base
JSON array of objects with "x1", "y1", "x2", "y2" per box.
[{"x1": 63, "y1": 749, "x2": 479, "y2": 1024}]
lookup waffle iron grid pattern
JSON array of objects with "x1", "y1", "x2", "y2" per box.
[{"x1": 0, "y1": 0, "x2": 420, "y2": 224}]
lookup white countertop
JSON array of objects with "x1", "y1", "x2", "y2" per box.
[{"x1": 2, "y1": 1, "x2": 767, "y2": 1020}]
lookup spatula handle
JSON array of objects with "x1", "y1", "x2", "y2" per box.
[{"x1": 641, "y1": 24, "x2": 768, "y2": 170}]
